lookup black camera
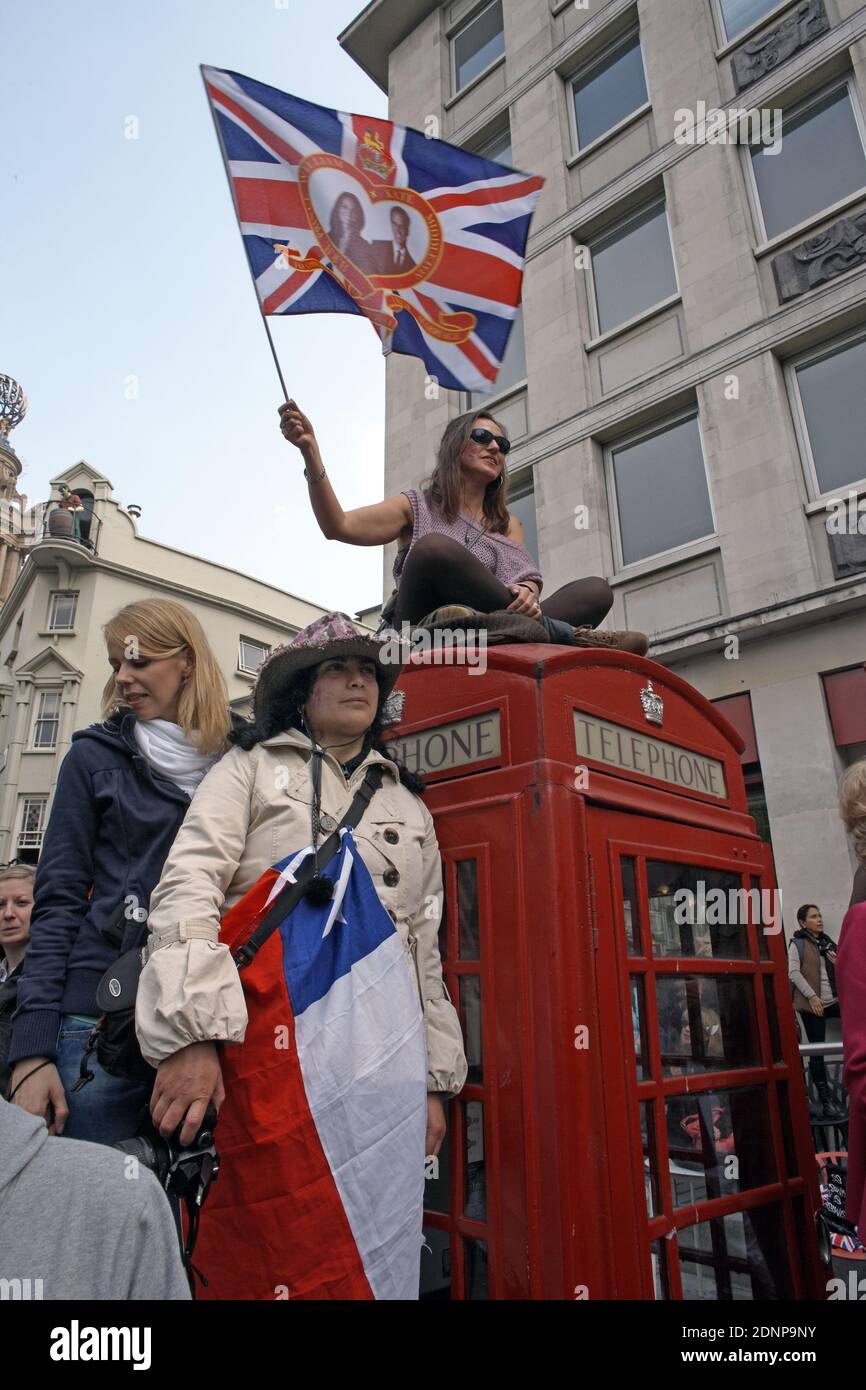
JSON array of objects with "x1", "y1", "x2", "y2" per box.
[{"x1": 115, "y1": 1105, "x2": 220, "y2": 1210}]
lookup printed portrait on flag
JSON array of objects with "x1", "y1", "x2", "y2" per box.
[{"x1": 202, "y1": 66, "x2": 544, "y2": 394}]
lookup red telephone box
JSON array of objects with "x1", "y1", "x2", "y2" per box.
[{"x1": 388, "y1": 645, "x2": 825, "y2": 1301}]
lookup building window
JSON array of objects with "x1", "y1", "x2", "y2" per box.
[
  {"x1": 48, "y1": 591, "x2": 78, "y2": 631},
  {"x1": 586, "y1": 201, "x2": 678, "y2": 337},
  {"x1": 717, "y1": 0, "x2": 784, "y2": 42},
  {"x1": 790, "y1": 331, "x2": 866, "y2": 496},
  {"x1": 238, "y1": 637, "x2": 271, "y2": 675},
  {"x1": 608, "y1": 413, "x2": 715, "y2": 567},
  {"x1": 507, "y1": 473, "x2": 539, "y2": 563},
  {"x1": 30, "y1": 690, "x2": 62, "y2": 749},
  {"x1": 17, "y1": 796, "x2": 47, "y2": 863},
  {"x1": 469, "y1": 306, "x2": 526, "y2": 408},
  {"x1": 476, "y1": 126, "x2": 512, "y2": 167},
  {"x1": 570, "y1": 30, "x2": 649, "y2": 153},
  {"x1": 749, "y1": 82, "x2": 866, "y2": 242},
  {"x1": 452, "y1": 0, "x2": 504, "y2": 95}
]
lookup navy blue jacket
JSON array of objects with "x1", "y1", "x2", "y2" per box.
[{"x1": 9, "y1": 711, "x2": 192, "y2": 1066}]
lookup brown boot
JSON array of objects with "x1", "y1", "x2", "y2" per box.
[{"x1": 572, "y1": 625, "x2": 649, "y2": 656}]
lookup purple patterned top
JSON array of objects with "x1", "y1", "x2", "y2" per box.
[{"x1": 392, "y1": 488, "x2": 543, "y2": 594}]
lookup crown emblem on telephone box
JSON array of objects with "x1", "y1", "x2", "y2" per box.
[{"x1": 640, "y1": 680, "x2": 664, "y2": 727}]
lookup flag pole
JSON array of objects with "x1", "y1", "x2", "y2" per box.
[{"x1": 200, "y1": 65, "x2": 291, "y2": 401}]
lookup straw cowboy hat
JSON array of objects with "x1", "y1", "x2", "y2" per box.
[{"x1": 252, "y1": 612, "x2": 405, "y2": 728}]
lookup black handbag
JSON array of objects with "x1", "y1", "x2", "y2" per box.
[{"x1": 73, "y1": 765, "x2": 385, "y2": 1091}]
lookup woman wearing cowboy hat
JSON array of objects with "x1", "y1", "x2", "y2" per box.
[{"x1": 135, "y1": 613, "x2": 466, "y2": 1300}]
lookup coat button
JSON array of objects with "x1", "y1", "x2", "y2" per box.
[
  {"x1": 384, "y1": 828, "x2": 399, "y2": 844},
  {"x1": 383, "y1": 867, "x2": 400, "y2": 887},
  {"x1": 319, "y1": 813, "x2": 338, "y2": 832}
]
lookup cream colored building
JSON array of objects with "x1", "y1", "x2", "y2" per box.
[
  {"x1": 0, "y1": 460, "x2": 328, "y2": 864},
  {"x1": 342, "y1": 0, "x2": 866, "y2": 937}
]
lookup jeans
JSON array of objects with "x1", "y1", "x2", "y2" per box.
[
  {"x1": 800, "y1": 1002, "x2": 840, "y2": 1093},
  {"x1": 55, "y1": 1016, "x2": 152, "y2": 1146}
]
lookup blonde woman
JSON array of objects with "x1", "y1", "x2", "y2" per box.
[{"x1": 7, "y1": 599, "x2": 229, "y2": 1145}]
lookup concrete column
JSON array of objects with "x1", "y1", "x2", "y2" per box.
[{"x1": 750, "y1": 675, "x2": 853, "y2": 939}]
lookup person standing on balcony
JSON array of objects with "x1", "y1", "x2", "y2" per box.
[
  {"x1": 7, "y1": 599, "x2": 229, "y2": 1145},
  {"x1": 57, "y1": 484, "x2": 85, "y2": 541},
  {"x1": 278, "y1": 401, "x2": 648, "y2": 654}
]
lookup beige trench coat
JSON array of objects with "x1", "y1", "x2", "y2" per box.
[{"x1": 135, "y1": 729, "x2": 467, "y2": 1095}]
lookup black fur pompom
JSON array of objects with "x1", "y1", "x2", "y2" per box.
[{"x1": 305, "y1": 874, "x2": 335, "y2": 906}]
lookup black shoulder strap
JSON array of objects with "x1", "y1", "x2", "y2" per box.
[{"x1": 233, "y1": 763, "x2": 385, "y2": 970}]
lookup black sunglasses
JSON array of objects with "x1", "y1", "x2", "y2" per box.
[{"x1": 470, "y1": 426, "x2": 511, "y2": 456}]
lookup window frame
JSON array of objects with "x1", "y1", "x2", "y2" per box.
[
  {"x1": 743, "y1": 76, "x2": 866, "y2": 246},
  {"x1": 785, "y1": 325, "x2": 866, "y2": 504},
  {"x1": 505, "y1": 466, "x2": 539, "y2": 563},
  {"x1": 29, "y1": 689, "x2": 62, "y2": 751},
  {"x1": 584, "y1": 196, "x2": 680, "y2": 341},
  {"x1": 604, "y1": 407, "x2": 717, "y2": 571},
  {"x1": 238, "y1": 636, "x2": 272, "y2": 677},
  {"x1": 473, "y1": 120, "x2": 513, "y2": 167},
  {"x1": 16, "y1": 795, "x2": 48, "y2": 856},
  {"x1": 466, "y1": 303, "x2": 528, "y2": 414},
  {"x1": 47, "y1": 590, "x2": 78, "y2": 632},
  {"x1": 711, "y1": 0, "x2": 795, "y2": 47},
  {"x1": 566, "y1": 25, "x2": 651, "y2": 160},
  {"x1": 450, "y1": 0, "x2": 506, "y2": 99}
]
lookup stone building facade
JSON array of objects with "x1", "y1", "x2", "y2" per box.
[
  {"x1": 341, "y1": 0, "x2": 866, "y2": 938},
  {"x1": 0, "y1": 461, "x2": 327, "y2": 864}
]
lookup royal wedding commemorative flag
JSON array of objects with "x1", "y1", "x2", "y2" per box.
[
  {"x1": 195, "y1": 829, "x2": 428, "y2": 1302},
  {"x1": 202, "y1": 65, "x2": 544, "y2": 393}
]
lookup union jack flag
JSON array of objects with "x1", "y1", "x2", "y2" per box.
[{"x1": 202, "y1": 66, "x2": 544, "y2": 394}]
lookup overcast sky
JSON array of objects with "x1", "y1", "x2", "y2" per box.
[{"x1": 3, "y1": 0, "x2": 395, "y2": 614}]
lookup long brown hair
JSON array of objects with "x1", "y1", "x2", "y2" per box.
[
  {"x1": 101, "y1": 599, "x2": 230, "y2": 755},
  {"x1": 423, "y1": 409, "x2": 511, "y2": 534}
]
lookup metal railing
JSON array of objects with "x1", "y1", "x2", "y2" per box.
[{"x1": 40, "y1": 506, "x2": 101, "y2": 553}]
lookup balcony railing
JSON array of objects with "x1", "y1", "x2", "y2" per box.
[{"x1": 41, "y1": 506, "x2": 101, "y2": 553}]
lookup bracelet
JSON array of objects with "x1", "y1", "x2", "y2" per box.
[
  {"x1": 516, "y1": 582, "x2": 538, "y2": 596},
  {"x1": 8, "y1": 1057, "x2": 52, "y2": 1103},
  {"x1": 304, "y1": 463, "x2": 326, "y2": 484}
]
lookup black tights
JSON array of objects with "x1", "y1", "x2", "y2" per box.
[{"x1": 392, "y1": 534, "x2": 614, "y2": 629}]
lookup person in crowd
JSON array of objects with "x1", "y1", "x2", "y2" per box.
[
  {"x1": 278, "y1": 401, "x2": 648, "y2": 654},
  {"x1": 0, "y1": 864, "x2": 35, "y2": 1097},
  {"x1": 7, "y1": 599, "x2": 229, "y2": 1145},
  {"x1": 838, "y1": 762, "x2": 866, "y2": 1238},
  {"x1": 842, "y1": 760, "x2": 866, "y2": 908},
  {"x1": 135, "y1": 612, "x2": 467, "y2": 1300},
  {"x1": 788, "y1": 903, "x2": 839, "y2": 1115},
  {"x1": 0, "y1": 1096, "x2": 190, "y2": 1301}
]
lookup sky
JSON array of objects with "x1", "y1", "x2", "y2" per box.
[{"x1": 2, "y1": 0, "x2": 395, "y2": 614}]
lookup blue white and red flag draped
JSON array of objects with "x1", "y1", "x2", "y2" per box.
[
  {"x1": 196, "y1": 830, "x2": 428, "y2": 1301},
  {"x1": 202, "y1": 65, "x2": 544, "y2": 394}
]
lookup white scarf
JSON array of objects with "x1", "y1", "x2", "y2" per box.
[{"x1": 133, "y1": 718, "x2": 217, "y2": 798}]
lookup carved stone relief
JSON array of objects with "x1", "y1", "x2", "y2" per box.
[
  {"x1": 732, "y1": 0, "x2": 830, "y2": 93},
  {"x1": 773, "y1": 212, "x2": 866, "y2": 302}
]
